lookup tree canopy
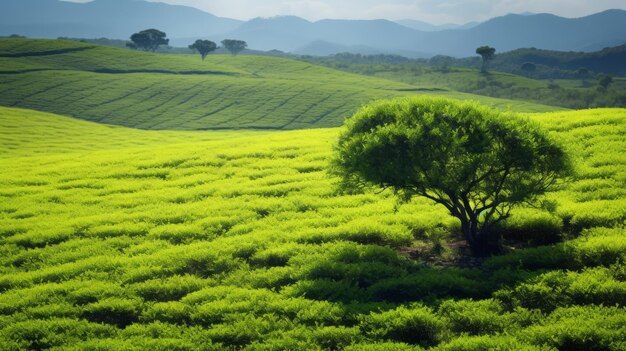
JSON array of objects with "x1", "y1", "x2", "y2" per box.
[
  {"x1": 331, "y1": 97, "x2": 571, "y2": 256},
  {"x1": 189, "y1": 39, "x2": 217, "y2": 60},
  {"x1": 221, "y1": 39, "x2": 247, "y2": 56},
  {"x1": 598, "y1": 74, "x2": 613, "y2": 91},
  {"x1": 127, "y1": 29, "x2": 169, "y2": 52},
  {"x1": 476, "y1": 46, "x2": 496, "y2": 73}
]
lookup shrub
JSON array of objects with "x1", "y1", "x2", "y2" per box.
[
  {"x1": 495, "y1": 210, "x2": 563, "y2": 245},
  {"x1": 435, "y1": 335, "x2": 551, "y2": 351},
  {"x1": 141, "y1": 302, "x2": 192, "y2": 324},
  {"x1": 130, "y1": 275, "x2": 206, "y2": 301},
  {"x1": 567, "y1": 227, "x2": 626, "y2": 267},
  {"x1": 483, "y1": 245, "x2": 570, "y2": 271},
  {"x1": 205, "y1": 314, "x2": 294, "y2": 348},
  {"x1": 495, "y1": 267, "x2": 626, "y2": 312},
  {"x1": 437, "y1": 299, "x2": 540, "y2": 335},
  {"x1": 344, "y1": 342, "x2": 424, "y2": 351},
  {"x1": 368, "y1": 268, "x2": 487, "y2": 303},
  {"x1": 519, "y1": 305, "x2": 626, "y2": 351},
  {"x1": 82, "y1": 297, "x2": 143, "y2": 327},
  {"x1": 281, "y1": 279, "x2": 367, "y2": 303},
  {"x1": 360, "y1": 305, "x2": 447, "y2": 347},
  {"x1": 0, "y1": 318, "x2": 117, "y2": 350}
]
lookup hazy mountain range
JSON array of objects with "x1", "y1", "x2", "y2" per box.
[{"x1": 1, "y1": 0, "x2": 625, "y2": 57}]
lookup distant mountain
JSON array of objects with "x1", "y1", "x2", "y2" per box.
[
  {"x1": 293, "y1": 40, "x2": 431, "y2": 58},
  {"x1": 226, "y1": 17, "x2": 428, "y2": 56},
  {"x1": 395, "y1": 19, "x2": 479, "y2": 32},
  {"x1": 1, "y1": 1, "x2": 625, "y2": 58},
  {"x1": 0, "y1": 0, "x2": 241, "y2": 40},
  {"x1": 422, "y1": 10, "x2": 626, "y2": 56},
  {"x1": 225, "y1": 10, "x2": 626, "y2": 57},
  {"x1": 294, "y1": 40, "x2": 380, "y2": 57}
]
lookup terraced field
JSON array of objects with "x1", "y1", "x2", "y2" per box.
[
  {"x1": 1, "y1": 106, "x2": 625, "y2": 350},
  {"x1": 0, "y1": 39, "x2": 562, "y2": 130}
]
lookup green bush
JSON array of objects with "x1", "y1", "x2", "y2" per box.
[
  {"x1": 435, "y1": 335, "x2": 552, "y2": 351},
  {"x1": 495, "y1": 267, "x2": 626, "y2": 312},
  {"x1": 495, "y1": 210, "x2": 563, "y2": 245},
  {"x1": 437, "y1": 299, "x2": 541, "y2": 335},
  {"x1": 82, "y1": 297, "x2": 143, "y2": 327},
  {"x1": 519, "y1": 305, "x2": 626, "y2": 351},
  {"x1": 483, "y1": 245, "x2": 570, "y2": 271},
  {"x1": 0, "y1": 318, "x2": 117, "y2": 350},
  {"x1": 368, "y1": 268, "x2": 487, "y2": 302},
  {"x1": 141, "y1": 302, "x2": 192, "y2": 324},
  {"x1": 344, "y1": 342, "x2": 424, "y2": 351},
  {"x1": 130, "y1": 275, "x2": 206, "y2": 301},
  {"x1": 286, "y1": 278, "x2": 369, "y2": 302},
  {"x1": 205, "y1": 314, "x2": 295, "y2": 348},
  {"x1": 567, "y1": 227, "x2": 626, "y2": 267},
  {"x1": 360, "y1": 305, "x2": 447, "y2": 347}
]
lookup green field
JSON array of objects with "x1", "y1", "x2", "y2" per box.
[
  {"x1": 303, "y1": 55, "x2": 626, "y2": 110},
  {"x1": 0, "y1": 39, "x2": 562, "y2": 130},
  {"x1": 1, "y1": 104, "x2": 625, "y2": 350}
]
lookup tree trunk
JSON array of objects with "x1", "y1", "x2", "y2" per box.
[{"x1": 461, "y1": 218, "x2": 497, "y2": 257}]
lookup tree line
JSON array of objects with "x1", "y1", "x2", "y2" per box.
[{"x1": 126, "y1": 29, "x2": 247, "y2": 58}]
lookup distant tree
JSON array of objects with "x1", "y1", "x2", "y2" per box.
[
  {"x1": 598, "y1": 74, "x2": 613, "y2": 91},
  {"x1": 189, "y1": 39, "x2": 217, "y2": 61},
  {"x1": 127, "y1": 29, "x2": 169, "y2": 52},
  {"x1": 221, "y1": 39, "x2": 247, "y2": 56},
  {"x1": 476, "y1": 46, "x2": 496, "y2": 73},
  {"x1": 520, "y1": 62, "x2": 536, "y2": 74},
  {"x1": 577, "y1": 68, "x2": 590, "y2": 79},
  {"x1": 331, "y1": 97, "x2": 571, "y2": 256}
]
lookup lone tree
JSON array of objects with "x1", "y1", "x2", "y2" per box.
[
  {"x1": 127, "y1": 29, "x2": 169, "y2": 52},
  {"x1": 221, "y1": 39, "x2": 247, "y2": 55},
  {"x1": 476, "y1": 46, "x2": 496, "y2": 73},
  {"x1": 331, "y1": 97, "x2": 571, "y2": 256},
  {"x1": 598, "y1": 74, "x2": 613, "y2": 91},
  {"x1": 189, "y1": 39, "x2": 217, "y2": 60}
]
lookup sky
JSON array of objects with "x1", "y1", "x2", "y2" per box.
[{"x1": 70, "y1": 0, "x2": 626, "y2": 24}]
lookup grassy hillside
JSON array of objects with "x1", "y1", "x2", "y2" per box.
[
  {"x1": 1, "y1": 106, "x2": 624, "y2": 349},
  {"x1": 304, "y1": 53, "x2": 626, "y2": 109},
  {"x1": 0, "y1": 39, "x2": 562, "y2": 130}
]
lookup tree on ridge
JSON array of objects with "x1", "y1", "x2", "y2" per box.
[
  {"x1": 189, "y1": 40, "x2": 217, "y2": 61},
  {"x1": 127, "y1": 29, "x2": 169, "y2": 52},
  {"x1": 221, "y1": 39, "x2": 247, "y2": 56},
  {"x1": 476, "y1": 46, "x2": 496, "y2": 73}
]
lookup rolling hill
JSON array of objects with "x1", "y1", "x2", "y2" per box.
[
  {"x1": 0, "y1": 38, "x2": 561, "y2": 130},
  {"x1": 0, "y1": 105, "x2": 625, "y2": 349}
]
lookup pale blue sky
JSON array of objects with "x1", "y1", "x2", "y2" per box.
[{"x1": 70, "y1": 0, "x2": 626, "y2": 24}]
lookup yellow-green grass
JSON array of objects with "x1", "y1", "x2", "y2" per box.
[
  {"x1": 0, "y1": 38, "x2": 562, "y2": 131},
  {"x1": 0, "y1": 106, "x2": 625, "y2": 349}
]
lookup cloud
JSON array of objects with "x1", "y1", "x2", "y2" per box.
[{"x1": 147, "y1": 0, "x2": 626, "y2": 24}]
